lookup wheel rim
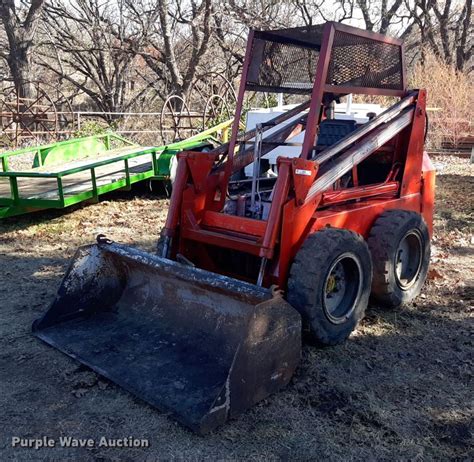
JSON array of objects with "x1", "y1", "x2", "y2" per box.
[
  {"x1": 395, "y1": 230, "x2": 423, "y2": 290},
  {"x1": 323, "y1": 252, "x2": 363, "y2": 324}
]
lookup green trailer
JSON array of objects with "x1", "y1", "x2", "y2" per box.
[{"x1": 0, "y1": 122, "x2": 231, "y2": 219}]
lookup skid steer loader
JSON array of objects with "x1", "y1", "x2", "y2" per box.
[{"x1": 34, "y1": 22, "x2": 435, "y2": 434}]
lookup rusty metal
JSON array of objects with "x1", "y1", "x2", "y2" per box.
[
  {"x1": 160, "y1": 95, "x2": 196, "y2": 142},
  {"x1": 0, "y1": 82, "x2": 73, "y2": 148},
  {"x1": 188, "y1": 71, "x2": 237, "y2": 112},
  {"x1": 33, "y1": 240, "x2": 300, "y2": 434},
  {"x1": 202, "y1": 94, "x2": 233, "y2": 130}
]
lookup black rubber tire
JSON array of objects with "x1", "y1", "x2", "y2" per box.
[
  {"x1": 287, "y1": 228, "x2": 372, "y2": 346},
  {"x1": 368, "y1": 210, "x2": 430, "y2": 308}
]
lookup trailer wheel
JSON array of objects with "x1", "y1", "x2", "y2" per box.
[
  {"x1": 288, "y1": 228, "x2": 372, "y2": 346},
  {"x1": 368, "y1": 210, "x2": 430, "y2": 307}
]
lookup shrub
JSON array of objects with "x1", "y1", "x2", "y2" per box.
[
  {"x1": 409, "y1": 51, "x2": 473, "y2": 149},
  {"x1": 74, "y1": 119, "x2": 116, "y2": 138}
]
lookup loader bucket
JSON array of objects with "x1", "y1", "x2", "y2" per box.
[{"x1": 33, "y1": 240, "x2": 301, "y2": 434}]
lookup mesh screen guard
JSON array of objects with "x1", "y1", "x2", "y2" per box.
[
  {"x1": 246, "y1": 31, "x2": 320, "y2": 95},
  {"x1": 245, "y1": 24, "x2": 404, "y2": 94},
  {"x1": 327, "y1": 30, "x2": 403, "y2": 90}
]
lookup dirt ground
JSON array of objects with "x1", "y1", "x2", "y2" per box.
[{"x1": 0, "y1": 156, "x2": 472, "y2": 461}]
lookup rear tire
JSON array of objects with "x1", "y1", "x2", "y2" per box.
[
  {"x1": 368, "y1": 210, "x2": 430, "y2": 308},
  {"x1": 288, "y1": 228, "x2": 372, "y2": 346}
]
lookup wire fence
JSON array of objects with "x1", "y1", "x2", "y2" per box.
[{"x1": 0, "y1": 110, "x2": 215, "y2": 148}]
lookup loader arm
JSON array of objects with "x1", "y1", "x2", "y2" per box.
[{"x1": 160, "y1": 90, "x2": 423, "y2": 287}]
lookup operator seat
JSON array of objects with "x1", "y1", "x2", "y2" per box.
[{"x1": 315, "y1": 119, "x2": 357, "y2": 150}]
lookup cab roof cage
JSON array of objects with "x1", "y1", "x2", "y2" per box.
[{"x1": 246, "y1": 22, "x2": 406, "y2": 96}]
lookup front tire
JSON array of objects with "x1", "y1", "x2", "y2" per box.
[
  {"x1": 288, "y1": 228, "x2": 372, "y2": 346},
  {"x1": 368, "y1": 210, "x2": 430, "y2": 307}
]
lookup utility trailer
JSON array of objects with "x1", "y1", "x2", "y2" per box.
[
  {"x1": 0, "y1": 122, "x2": 230, "y2": 219},
  {"x1": 34, "y1": 22, "x2": 435, "y2": 434}
]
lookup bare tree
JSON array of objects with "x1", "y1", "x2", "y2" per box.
[
  {"x1": 454, "y1": 0, "x2": 472, "y2": 71},
  {"x1": 2, "y1": 0, "x2": 467, "y2": 122},
  {"x1": 0, "y1": 0, "x2": 46, "y2": 97},
  {"x1": 38, "y1": 0, "x2": 160, "y2": 117},
  {"x1": 137, "y1": 0, "x2": 213, "y2": 105},
  {"x1": 405, "y1": 0, "x2": 472, "y2": 71},
  {"x1": 291, "y1": 0, "x2": 354, "y2": 25},
  {"x1": 289, "y1": 0, "x2": 411, "y2": 33},
  {"x1": 213, "y1": 0, "x2": 301, "y2": 80},
  {"x1": 289, "y1": 1, "x2": 472, "y2": 72},
  {"x1": 225, "y1": 0, "x2": 295, "y2": 29}
]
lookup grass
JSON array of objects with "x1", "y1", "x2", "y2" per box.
[{"x1": 0, "y1": 157, "x2": 472, "y2": 461}]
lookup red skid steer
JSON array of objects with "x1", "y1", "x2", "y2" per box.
[{"x1": 34, "y1": 22, "x2": 435, "y2": 434}]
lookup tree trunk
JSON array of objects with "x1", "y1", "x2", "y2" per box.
[
  {"x1": 7, "y1": 41, "x2": 34, "y2": 99},
  {"x1": 0, "y1": 0, "x2": 45, "y2": 100}
]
